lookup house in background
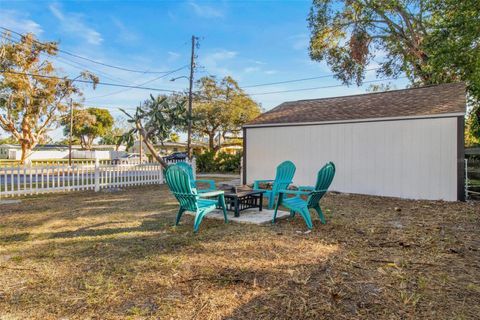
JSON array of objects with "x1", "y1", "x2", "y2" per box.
[
  {"x1": 220, "y1": 141, "x2": 243, "y2": 155},
  {"x1": 0, "y1": 144, "x2": 15, "y2": 159},
  {"x1": 131, "y1": 141, "x2": 207, "y2": 157},
  {"x1": 215, "y1": 134, "x2": 243, "y2": 155},
  {"x1": 0, "y1": 144, "x2": 126, "y2": 160},
  {"x1": 243, "y1": 82, "x2": 466, "y2": 201}
]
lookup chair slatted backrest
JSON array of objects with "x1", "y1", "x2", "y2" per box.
[
  {"x1": 175, "y1": 161, "x2": 196, "y2": 189},
  {"x1": 165, "y1": 165, "x2": 198, "y2": 212},
  {"x1": 307, "y1": 162, "x2": 336, "y2": 207},
  {"x1": 272, "y1": 161, "x2": 296, "y2": 194}
]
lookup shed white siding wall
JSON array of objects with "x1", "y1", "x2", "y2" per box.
[{"x1": 246, "y1": 117, "x2": 458, "y2": 201}]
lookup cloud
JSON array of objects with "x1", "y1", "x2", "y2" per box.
[
  {"x1": 200, "y1": 49, "x2": 238, "y2": 77},
  {"x1": 289, "y1": 33, "x2": 309, "y2": 51},
  {"x1": 210, "y1": 49, "x2": 237, "y2": 60},
  {"x1": 167, "y1": 10, "x2": 178, "y2": 21},
  {"x1": 0, "y1": 10, "x2": 43, "y2": 35},
  {"x1": 167, "y1": 51, "x2": 181, "y2": 62},
  {"x1": 188, "y1": 1, "x2": 224, "y2": 18},
  {"x1": 251, "y1": 60, "x2": 266, "y2": 65},
  {"x1": 111, "y1": 17, "x2": 138, "y2": 43},
  {"x1": 264, "y1": 70, "x2": 278, "y2": 75},
  {"x1": 244, "y1": 67, "x2": 260, "y2": 73},
  {"x1": 49, "y1": 3, "x2": 103, "y2": 45}
]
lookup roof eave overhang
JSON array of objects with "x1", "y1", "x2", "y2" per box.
[{"x1": 243, "y1": 112, "x2": 465, "y2": 129}]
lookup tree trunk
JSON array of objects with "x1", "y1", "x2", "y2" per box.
[
  {"x1": 20, "y1": 142, "x2": 32, "y2": 164},
  {"x1": 80, "y1": 136, "x2": 87, "y2": 150},
  {"x1": 135, "y1": 122, "x2": 169, "y2": 168},
  {"x1": 19, "y1": 118, "x2": 37, "y2": 164},
  {"x1": 208, "y1": 132, "x2": 215, "y2": 151},
  {"x1": 19, "y1": 137, "x2": 38, "y2": 164},
  {"x1": 85, "y1": 135, "x2": 94, "y2": 150}
]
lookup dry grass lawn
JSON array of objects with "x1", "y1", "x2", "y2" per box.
[{"x1": 0, "y1": 181, "x2": 479, "y2": 319}]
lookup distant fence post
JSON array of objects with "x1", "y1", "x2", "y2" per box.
[{"x1": 94, "y1": 158, "x2": 100, "y2": 192}]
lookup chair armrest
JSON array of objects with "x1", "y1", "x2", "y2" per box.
[
  {"x1": 198, "y1": 190, "x2": 224, "y2": 198},
  {"x1": 278, "y1": 189, "x2": 311, "y2": 196},
  {"x1": 253, "y1": 179, "x2": 274, "y2": 189},
  {"x1": 297, "y1": 185, "x2": 314, "y2": 192},
  {"x1": 311, "y1": 189, "x2": 329, "y2": 193}
]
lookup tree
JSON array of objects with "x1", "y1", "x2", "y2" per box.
[
  {"x1": 118, "y1": 94, "x2": 187, "y2": 168},
  {"x1": 0, "y1": 32, "x2": 98, "y2": 163},
  {"x1": 0, "y1": 134, "x2": 17, "y2": 145},
  {"x1": 167, "y1": 132, "x2": 180, "y2": 143},
  {"x1": 309, "y1": 0, "x2": 434, "y2": 85},
  {"x1": 424, "y1": 0, "x2": 480, "y2": 140},
  {"x1": 308, "y1": 0, "x2": 480, "y2": 139},
  {"x1": 425, "y1": 0, "x2": 480, "y2": 95},
  {"x1": 99, "y1": 116, "x2": 130, "y2": 146},
  {"x1": 61, "y1": 107, "x2": 113, "y2": 149},
  {"x1": 192, "y1": 76, "x2": 261, "y2": 151},
  {"x1": 366, "y1": 83, "x2": 396, "y2": 92},
  {"x1": 466, "y1": 105, "x2": 480, "y2": 146}
]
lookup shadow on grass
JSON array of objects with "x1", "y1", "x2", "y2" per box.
[
  {"x1": 47, "y1": 216, "x2": 167, "y2": 239},
  {"x1": 0, "y1": 232, "x2": 30, "y2": 243},
  {"x1": 1, "y1": 185, "x2": 171, "y2": 229},
  {"x1": 4, "y1": 209, "x2": 267, "y2": 265}
]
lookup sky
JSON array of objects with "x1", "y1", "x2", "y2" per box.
[{"x1": 0, "y1": 0, "x2": 408, "y2": 142}]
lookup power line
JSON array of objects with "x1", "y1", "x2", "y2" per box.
[
  {"x1": 80, "y1": 104, "x2": 138, "y2": 111},
  {"x1": 249, "y1": 77, "x2": 407, "y2": 96},
  {"x1": 1, "y1": 27, "x2": 409, "y2": 99},
  {"x1": 84, "y1": 65, "x2": 189, "y2": 101},
  {"x1": 0, "y1": 70, "x2": 178, "y2": 93},
  {"x1": 5, "y1": 31, "x2": 152, "y2": 86},
  {"x1": 0, "y1": 26, "x2": 186, "y2": 74},
  {"x1": 51, "y1": 55, "x2": 133, "y2": 85},
  {"x1": 86, "y1": 78, "x2": 408, "y2": 114},
  {"x1": 242, "y1": 68, "x2": 380, "y2": 88}
]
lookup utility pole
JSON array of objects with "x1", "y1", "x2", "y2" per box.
[
  {"x1": 187, "y1": 35, "x2": 196, "y2": 160},
  {"x1": 68, "y1": 98, "x2": 73, "y2": 166}
]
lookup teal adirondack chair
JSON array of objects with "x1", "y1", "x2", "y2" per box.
[
  {"x1": 164, "y1": 165, "x2": 228, "y2": 233},
  {"x1": 175, "y1": 161, "x2": 216, "y2": 193},
  {"x1": 273, "y1": 162, "x2": 336, "y2": 229},
  {"x1": 253, "y1": 160, "x2": 296, "y2": 209}
]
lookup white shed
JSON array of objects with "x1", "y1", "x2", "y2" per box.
[{"x1": 243, "y1": 82, "x2": 466, "y2": 201}]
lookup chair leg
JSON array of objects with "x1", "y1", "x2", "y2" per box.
[
  {"x1": 175, "y1": 208, "x2": 186, "y2": 226},
  {"x1": 313, "y1": 205, "x2": 326, "y2": 224},
  {"x1": 219, "y1": 194, "x2": 228, "y2": 223},
  {"x1": 299, "y1": 208, "x2": 313, "y2": 229},
  {"x1": 268, "y1": 194, "x2": 275, "y2": 210},
  {"x1": 272, "y1": 193, "x2": 283, "y2": 224},
  {"x1": 290, "y1": 210, "x2": 296, "y2": 218},
  {"x1": 193, "y1": 210, "x2": 207, "y2": 233}
]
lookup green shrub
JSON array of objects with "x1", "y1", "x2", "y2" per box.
[
  {"x1": 195, "y1": 151, "x2": 242, "y2": 173},
  {"x1": 196, "y1": 150, "x2": 217, "y2": 173},
  {"x1": 216, "y1": 152, "x2": 241, "y2": 173}
]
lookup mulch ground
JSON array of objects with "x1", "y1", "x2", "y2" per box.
[{"x1": 0, "y1": 184, "x2": 479, "y2": 319}]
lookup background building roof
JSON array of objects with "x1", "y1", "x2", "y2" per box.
[{"x1": 245, "y1": 82, "x2": 466, "y2": 126}]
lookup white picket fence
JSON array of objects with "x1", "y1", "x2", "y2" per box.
[{"x1": 0, "y1": 158, "x2": 195, "y2": 198}]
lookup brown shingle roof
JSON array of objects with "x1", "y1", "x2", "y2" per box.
[{"x1": 246, "y1": 82, "x2": 466, "y2": 126}]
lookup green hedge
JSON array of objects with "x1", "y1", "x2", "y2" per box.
[{"x1": 196, "y1": 151, "x2": 241, "y2": 173}]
